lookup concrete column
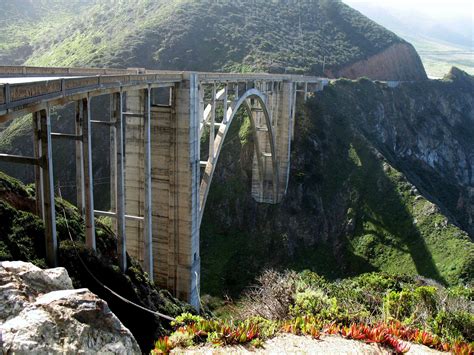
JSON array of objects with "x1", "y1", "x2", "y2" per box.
[
  {"x1": 275, "y1": 81, "x2": 294, "y2": 200},
  {"x1": 153, "y1": 76, "x2": 200, "y2": 309},
  {"x1": 82, "y1": 97, "x2": 96, "y2": 250},
  {"x1": 75, "y1": 101, "x2": 85, "y2": 217},
  {"x1": 122, "y1": 87, "x2": 155, "y2": 279},
  {"x1": 150, "y1": 105, "x2": 173, "y2": 291},
  {"x1": 114, "y1": 92, "x2": 127, "y2": 272},
  {"x1": 32, "y1": 112, "x2": 43, "y2": 219},
  {"x1": 38, "y1": 108, "x2": 58, "y2": 266},
  {"x1": 124, "y1": 90, "x2": 145, "y2": 264},
  {"x1": 144, "y1": 87, "x2": 153, "y2": 280}
]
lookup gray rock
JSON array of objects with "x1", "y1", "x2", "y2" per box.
[{"x1": 0, "y1": 261, "x2": 141, "y2": 354}]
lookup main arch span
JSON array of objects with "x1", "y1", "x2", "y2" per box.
[{"x1": 0, "y1": 66, "x2": 327, "y2": 308}]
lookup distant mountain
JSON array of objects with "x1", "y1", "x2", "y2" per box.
[
  {"x1": 0, "y1": 0, "x2": 426, "y2": 80},
  {"x1": 342, "y1": 1, "x2": 473, "y2": 77}
]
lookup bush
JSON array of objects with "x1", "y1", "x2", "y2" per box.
[
  {"x1": 430, "y1": 311, "x2": 474, "y2": 341},
  {"x1": 239, "y1": 269, "x2": 297, "y2": 320},
  {"x1": 290, "y1": 288, "x2": 337, "y2": 318},
  {"x1": 237, "y1": 269, "x2": 474, "y2": 343}
]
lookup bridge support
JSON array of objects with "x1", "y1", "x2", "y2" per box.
[
  {"x1": 275, "y1": 81, "x2": 295, "y2": 199},
  {"x1": 124, "y1": 76, "x2": 200, "y2": 308},
  {"x1": 37, "y1": 109, "x2": 58, "y2": 267},
  {"x1": 0, "y1": 66, "x2": 327, "y2": 312},
  {"x1": 152, "y1": 75, "x2": 200, "y2": 308}
]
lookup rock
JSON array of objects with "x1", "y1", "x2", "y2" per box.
[
  {"x1": 328, "y1": 43, "x2": 428, "y2": 81},
  {"x1": 0, "y1": 261, "x2": 141, "y2": 354}
]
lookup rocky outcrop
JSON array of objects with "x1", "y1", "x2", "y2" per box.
[
  {"x1": 0, "y1": 261, "x2": 141, "y2": 354},
  {"x1": 341, "y1": 69, "x2": 474, "y2": 237},
  {"x1": 327, "y1": 43, "x2": 428, "y2": 81}
]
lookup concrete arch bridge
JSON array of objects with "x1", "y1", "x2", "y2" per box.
[{"x1": 0, "y1": 66, "x2": 327, "y2": 308}]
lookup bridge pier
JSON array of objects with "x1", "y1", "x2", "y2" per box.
[
  {"x1": 123, "y1": 76, "x2": 200, "y2": 308},
  {"x1": 276, "y1": 81, "x2": 295, "y2": 199},
  {"x1": 170, "y1": 74, "x2": 200, "y2": 307}
]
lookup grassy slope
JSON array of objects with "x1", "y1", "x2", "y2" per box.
[{"x1": 1, "y1": 0, "x2": 403, "y2": 74}]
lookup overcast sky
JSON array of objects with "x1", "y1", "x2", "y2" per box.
[{"x1": 342, "y1": 0, "x2": 473, "y2": 20}]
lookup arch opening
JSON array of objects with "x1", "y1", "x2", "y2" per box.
[{"x1": 198, "y1": 87, "x2": 279, "y2": 225}]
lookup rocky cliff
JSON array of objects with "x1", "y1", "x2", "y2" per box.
[
  {"x1": 200, "y1": 68, "x2": 474, "y2": 296},
  {"x1": 0, "y1": 261, "x2": 141, "y2": 354},
  {"x1": 328, "y1": 43, "x2": 428, "y2": 81},
  {"x1": 327, "y1": 67, "x2": 474, "y2": 237}
]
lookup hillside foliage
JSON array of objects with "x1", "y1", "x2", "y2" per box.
[
  {"x1": 1, "y1": 0, "x2": 403, "y2": 74},
  {"x1": 153, "y1": 270, "x2": 473, "y2": 354},
  {"x1": 0, "y1": 171, "x2": 192, "y2": 351},
  {"x1": 200, "y1": 72, "x2": 474, "y2": 297}
]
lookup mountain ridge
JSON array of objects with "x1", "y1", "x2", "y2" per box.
[{"x1": 0, "y1": 0, "x2": 426, "y2": 80}]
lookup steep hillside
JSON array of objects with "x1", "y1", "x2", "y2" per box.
[
  {"x1": 327, "y1": 68, "x2": 474, "y2": 238},
  {"x1": 0, "y1": 0, "x2": 426, "y2": 80},
  {"x1": 200, "y1": 68, "x2": 474, "y2": 296},
  {"x1": 0, "y1": 172, "x2": 192, "y2": 351}
]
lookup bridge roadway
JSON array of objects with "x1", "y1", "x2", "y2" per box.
[{"x1": 0, "y1": 66, "x2": 327, "y2": 309}]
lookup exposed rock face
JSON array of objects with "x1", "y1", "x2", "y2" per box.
[
  {"x1": 0, "y1": 261, "x2": 140, "y2": 354},
  {"x1": 327, "y1": 43, "x2": 428, "y2": 81},
  {"x1": 337, "y1": 69, "x2": 474, "y2": 237}
]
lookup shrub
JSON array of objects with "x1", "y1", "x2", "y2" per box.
[
  {"x1": 430, "y1": 311, "x2": 474, "y2": 341},
  {"x1": 239, "y1": 269, "x2": 297, "y2": 320},
  {"x1": 168, "y1": 331, "x2": 194, "y2": 348},
  {"x1": 290, "y1": 288, "x2": 338, "y2": 319}
]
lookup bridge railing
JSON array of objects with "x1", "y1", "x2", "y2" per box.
[
  {"x1": 0, "y1": 69, "x2": 328, "y2": 121},
  {"x1": 0, "y1": 73, "x2": 184, "y2": 120},
  {"x1": 0, "y1": 65, "x2": 142, "y2": 77}
]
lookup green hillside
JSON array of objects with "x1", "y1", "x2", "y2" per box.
[{"x1": 1, "y1": 0, "x2": 405, "y2": 75}]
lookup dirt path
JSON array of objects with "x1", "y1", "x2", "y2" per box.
[{"x1": 172, "y1": 334, "x2": 445, "y2": 354}]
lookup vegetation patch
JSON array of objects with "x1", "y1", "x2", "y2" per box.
[
  {"x1": 0, "y1": 172, "x2": 191, "y2": 352},
  {"x1": 153, "y1": 270, "x2": 473, "y2": 354}
]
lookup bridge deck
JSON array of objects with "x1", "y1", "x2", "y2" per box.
[{"x1": 0, "y1": 65, "x2": 325, "y2": 122}]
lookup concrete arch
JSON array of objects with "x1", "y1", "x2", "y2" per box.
[{"x1": 198, "y1": 88, "x2": 279, "y2": 225}]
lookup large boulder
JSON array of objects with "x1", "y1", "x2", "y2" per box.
[{"x1": 0, "y1": 261, "x2": 140, "y2": 354}]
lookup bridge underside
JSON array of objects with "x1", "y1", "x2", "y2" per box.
[{"x1": 0, "y1": 66, "x2": 326, "y2": 309}]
